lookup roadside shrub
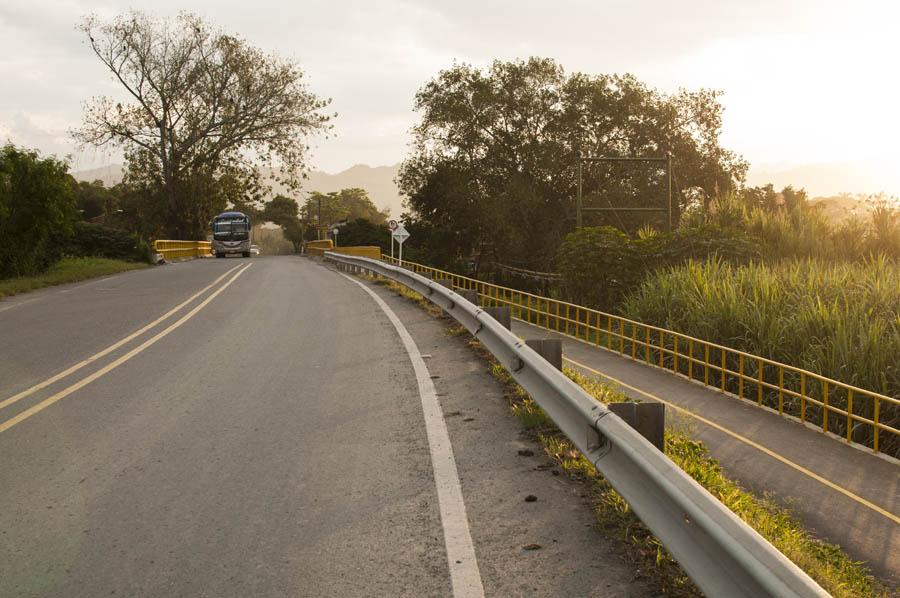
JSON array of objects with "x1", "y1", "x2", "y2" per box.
[
  {"x1": 60, "y1": 221, "x2": 153, "y2": 263},
  {"x1": 556, "y1": 224, "x2": 758, "y2": 310},
  {"x1": 556, "y1": 226, "x2": 638, "y2": 308},
  {"x1": 0, "y1": 144, "x2": 77, "y2": 278},
  {"x1": 636, "y1": 224, "x2": 759, "y2": 266}
]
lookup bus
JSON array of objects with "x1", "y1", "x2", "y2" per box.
[{"x1": 212, "y1": 211, "x2": 252, "y2": 258}]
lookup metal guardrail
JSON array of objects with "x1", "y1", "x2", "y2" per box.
[
  {"x1": 324, "y1": 251, "x2": 827, "y2": 597},
  {"x1": 153, "y1": 240, "x2": 212, "y2": 260},
  {"x1": 381, "y1": 255, "x2": 899, "y2": 457}
]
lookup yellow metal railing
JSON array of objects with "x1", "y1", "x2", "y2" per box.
[
  {"x1": 381, "y1": 255, "x2": 900, "y2": 456},
  {"x1": 154, "y1": 240, "x2": 212, "y2": 260}
]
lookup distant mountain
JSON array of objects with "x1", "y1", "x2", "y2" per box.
[
  {"x1": 303, "y1": 164, "x2": 404, "y2": 217},
  {"x1": 72, "y1": 163, "x2": 405, "y2": 217},
  {"x1": 72, "y1": 164, "x2": 125, "y2": 188}
]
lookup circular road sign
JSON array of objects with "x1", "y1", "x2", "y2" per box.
[{"x1": 388, "y1": 219, "x2": 398, "y2": 231}]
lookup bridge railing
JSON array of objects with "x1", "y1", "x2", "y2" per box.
[
  {"x1": 380, "y1": 255, "x2": 899, "y2": 458},
  {"x1": 153, "y1": 240, "x2": 212, "y2": 260},
  {"x1": 325, "y1": 251, "x2": 827, "y2": 597}
]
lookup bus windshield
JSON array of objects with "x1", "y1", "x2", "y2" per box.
[{"x1": 213, "y1": 218, "x2": 249, "y2": 241}]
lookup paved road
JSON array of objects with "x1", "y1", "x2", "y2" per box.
[
  {"x1": 512, "y1": 320, "x2": 900, "y2": 586},
  {"x1": 0, "y1": 257, "x2": 649, "y2": 597}
]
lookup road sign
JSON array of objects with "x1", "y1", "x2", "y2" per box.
[
  {"x1": 392, "y1": 224, "x2": 409, "y2": 243},
  {"x1": 388, "y1": 219, "x2": 398, "y2": 231},
  {"x1": 392, "y1": 224, "x2": 410, "y2": 265}
]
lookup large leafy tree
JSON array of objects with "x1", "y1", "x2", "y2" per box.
[
  {"x1": 73, "y1": 11, "x2": 333, "y2": 238},
  {"x1": 398, "y1": 58, "x2": 747, "y2": 267}
]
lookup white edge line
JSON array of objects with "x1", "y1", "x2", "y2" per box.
[{"x1": 338, "y1": 272, "x2": 486, "y2": 598}]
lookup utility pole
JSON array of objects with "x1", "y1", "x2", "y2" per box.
[
  {"x1": 667, "y1": 152, "x2": 673, "y2": 231},
  {"x1": 576, "y1": 158, "x2": 583, "y2": 229}
]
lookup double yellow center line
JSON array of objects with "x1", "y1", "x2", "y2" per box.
[{"x1": 0, "y1": 263, "x2": 252, "y2": 434}]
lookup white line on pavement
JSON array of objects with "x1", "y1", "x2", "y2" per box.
[{"x1": 339, "y1": 272, "x2": 486, "y2": 598}]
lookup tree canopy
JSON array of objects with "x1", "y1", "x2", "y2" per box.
[
  {"x1": 73, "y1": 11, "x2": 333, "y2": 238},
  {"x1": 398, "y1": 57, "x2": 747, "y2": 268},
  {"x1": 304, "y1": 188, "x2": 388, "y2": 228},
  {"x1": 262, "y1": 195, "x2": 304, "y2": 252}
]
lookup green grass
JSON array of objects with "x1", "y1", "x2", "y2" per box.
[
  {"x1": 366, "y1": 270, "x2": 886, "y2": 596},
  {"x1": 621, "y1": 256, "x2": 900, "y2": 454},
  {"x1": 0, "y1": 257, "x2": 149, "y2": 299}
]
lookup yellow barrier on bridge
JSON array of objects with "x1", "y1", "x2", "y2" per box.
[
  {"x1": 305, "y1": 239, "x2": 333, "y2": 257},
  {"x1": 328, "y1": 246, "x2": 381, "y2": 260},
  {"x1": 154, "y1": 240, "x2": 212, "y2": 260},
  {"x1": 304, "y1": 240, "x2": 380, "y2": 260},
  {"x1": 381, "y1": 254, "x2": 900, "y2": 457}
]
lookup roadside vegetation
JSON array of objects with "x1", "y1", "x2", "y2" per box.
[
  {"x1": 622, "y1": 257, "x2": 900, "y2": 451},
  {"x1": 395, "y1": 57, "x2": 898, "y2": 460},
  {"x1": 0, "y1": 257, "x2": 148, "y2": 299},
  {"x1": 372, "y1": 275, "x2": 886, "y2": 597},
  {"x1": 0, "y1": 145, "x2": 154, "y2": 293}
]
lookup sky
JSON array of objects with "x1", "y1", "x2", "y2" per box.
[{"x1": 1, "y1": 0, "x2": 898, "y2": 196}]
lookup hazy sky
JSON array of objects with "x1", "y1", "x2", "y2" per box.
[{"x1": 1, "y1": 0, "x2": 898, "y2": 195}]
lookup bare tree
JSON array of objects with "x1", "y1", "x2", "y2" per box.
[{"x1": 73, "y1": 11, "x2": 333, "y2": 237}]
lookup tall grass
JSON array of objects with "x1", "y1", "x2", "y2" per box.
[
  {"x1": 621, "y1": 257, "x2": 900, "y2": 453},
  {"x1": 690, "y1": 191, "x2": 900, "y2": 261}
]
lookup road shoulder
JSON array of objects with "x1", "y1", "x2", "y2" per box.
[{"x1": 354, "y1": 273, "x2": 652, "y2": 597}]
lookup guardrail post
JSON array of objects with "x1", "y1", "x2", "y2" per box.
[
  {"x1": 483, "y1": 306, "x2": 511, "y2": 330},
  {"x1": 525, "y1": 339, "x2": 562, "y2": 371},
  {"x1": 609, "y1": 402, "x2": 666, "y2": 452}
]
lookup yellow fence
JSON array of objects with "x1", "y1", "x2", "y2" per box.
[
  {"x1": 381, "y1": 255, "x2": 900, "y2": 457},
  {"x1": 154, "y1": 240, "x2": 212, "y2": 260}
]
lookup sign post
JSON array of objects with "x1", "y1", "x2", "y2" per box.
[
  {"x1": 388, "y1": 219, "x2": 398, "y2": 260},
  {"x1": 391, "y1": 224, "x2": 410, "y2": 266},
  {"x1": 332, "y1": 227, "x2": 339, "y2": 247}
]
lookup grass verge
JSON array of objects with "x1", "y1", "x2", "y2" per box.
[
  {"x1": 0, "y1": 257, "x2": 149, "y2": 300},
  {"x1": 368, "y1": 273, "x2": 887, "y2": 597}
]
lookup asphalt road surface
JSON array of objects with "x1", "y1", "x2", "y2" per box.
[{"x1": 0, "y1": 256, "x2": 649, "y2": 597}]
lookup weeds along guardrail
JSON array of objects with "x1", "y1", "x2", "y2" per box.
[
  {"x1": 324, "y1": 251, "x2": 827, "y2": 597},
  {"x1": 380, "y1": 255, "x2": 900, "y2": 459},
  {"x1": 153, "y1": 240, "x2": 212, "y2": 260}
]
